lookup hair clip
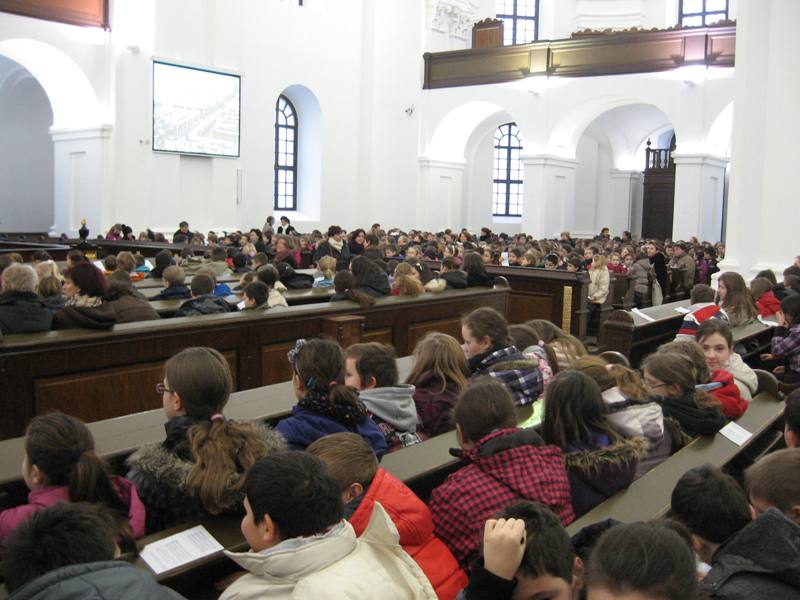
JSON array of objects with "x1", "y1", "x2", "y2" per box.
[
  {"x1": 287, "y1": 338, "x2": 308, "y2": 365},
  {"x1": 210, "y1": 413, "x2": 225, "y2": 421}
]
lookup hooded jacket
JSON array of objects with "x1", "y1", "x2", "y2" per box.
[
  {"x1": 53, "y1": 302, "x2": 117, "y2": 330},
  {"x1": 148, "y1": 284, "x2": 192, "y2": 301},
  {"x1": 0, "y1": 476, "x2": 145, "y2": 542},
  {"x1": 7, "y1": 561, "x2": 186, "y2": 600},
  {"x1": 704, "y1": 508, "x2": 800, "y2": 600},
  {"x1": 441, "y1": 270, "x2": 468, "y2": 289},
  {"x1": 588, "y1": 267, "x2": 610, "y2": 304},
  {"x1": 352, "y1": 260, "x2": 391, "y2": 297},
  {"x1": 106, "y1": 293, "x2": 160, "y2": 324},
  {"x1": 359, "y1": 385, "x2": 423, "y2": 451},
  {"x1": 220, "y1": 503, "x2": 436, "y2": 600},
  {"x1": 411, "y1": 371, "x2": 461, "y2": 437},
  {"x1": 629, "y1": 258, "x2": 651, "y2": 295},
  {"x1": 0, "y1": 291, "x2": 53, "y2": 334},
  {"x1": 430, "y1": 428, "x2": 574, "y2": 569},
  {"x1": 348, "y1": 468, "x2": 467, "y2": 600},
  {"x1": 709, "y1": 369, "x2": 748, "y2": 420},
  {"x1": 125, "y1": 417, "x2": 285, "y2": 533},
  {"x1": 469, "y1": 346, "x2": 544, "y2": 407},
  {"x1": 174, "y1": 294, "x2": 231, "y2": 318}
]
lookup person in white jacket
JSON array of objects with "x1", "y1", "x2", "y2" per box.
[{"x1": 220, "y1": 452, "x2": 436, "y2": 600}]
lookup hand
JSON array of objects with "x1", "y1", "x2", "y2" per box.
[
  {"x1": 774, "y1": 365, "x2": 786, "y2": 375},
  {"x1": 483, "y1": 518, "x2": 526, "y2": 581},
  {"x1": 777, "y1": 310, "x2": 787, "y2": 327},
  {"x1": 761, "y1": 353, "x2": 774, "y2": 361}
]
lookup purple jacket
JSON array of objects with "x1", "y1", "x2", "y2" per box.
[
  {"x1": 0, "y1": 476, "x2": 146, "y2": 542},
  {"x1": 772, "y1": 323, "x2": 800, "y2": 375},
  {"x1": 275, "y1": 405, "x2": 388, "y2": 458}
]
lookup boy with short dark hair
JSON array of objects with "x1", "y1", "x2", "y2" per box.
[
  {"x1": 149, "y1": 265, "x2": 191, "y2": 301},
  {"x1": 2, "y1": 502, "x2": 183, "y2": 599},
  {"x1": 670, "y1": 464, "x2": 800, "y2": 598},
  {"x1": 307, "y1": 433, "x2": 467, "y2": 600},
  {"x1": 174, "y1": 273, "x2": 231, "y2": 317},
  {"x1": 220, "y1": 452, "x2": 436, "y2": 599},
  {"x1": 430, "y1": 379, "x2": 574, "y2": 569},
  {"x1": 204, "y1": 246, "x2": 233, "y2": 277},
  {"x1": 242, "y1": 281, "x2": 269, "y2": 309},
  {"x1": 675, "y1": 283, "x2": 730, "y2": 340},
  {"x1": 344, "y1": 342, "x2": 422, "y2": 450}
]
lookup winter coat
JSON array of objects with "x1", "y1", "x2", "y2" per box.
[
  {"x1": 430, "y1": 428, "x2": 574, "y2": 569},
  {"x1": 125, "y1": 417, "x2": 285, "y2": 533},
  {"x1": 704, "y1": 508, "x2": 800, "y2": 600},
  {"x1": 628, "y1": 258, "x2": 651, "y2": 295},
  {"x1": 41, "y1": 295, "x2": 66, "y2": 313},
  {"x1": 313, "y1": 241, "x2": 352, "y2": 272},
  {"x1": 0, "y1": 291, "x2": 53, "y2": 334},
  {"x1": 649, "y1": 252, "x2": 669, "y2": 294},
  {"x1": 0, "y1": 477, "x2": 145, "y2": 542},
  {"x1": 724, "y1": 352, "x2": 758, "y2": 400},
  {"x1": 652, "y1": 392, "x2": 727, "y2": 439},
  {"x1": 355, "y1": 271, "x2": 391, "y2": 297},
  {"x1": 148, "y1": 284, "x2": 192, "y2": 301},
  {"x1": 220, "y1": 504, "x2": 436, "y2": 600},
  {"x1": 359, "y1": 385, "x2": 424, "y2": 451},
  {"x1": 275, "y1": 405, "x2": 389, "y2": 458},
  {"x1": 107, "y1": 294, "x2": 160, "y2": 324},
  {"x1": 7, "y1": 561, "x2": 186, "y2": 600},
  {"x1": 756, "y1": 290, "x2": 781, "y2": 317},
  {"x1": 280, "y1": 271, "x2": 315, "y2": 290},
  {"x1": 709, "y1": 370, "x2": 748, "y2": 419},
  {"x1": 601, "y1": 387, "x2": 671, "y2": 477},
  {"x1": 202, "y1": 260, "x2": 233, "y2": 277},
  {"x1": 268, "y1": 288, "x2": 288, "y2": 308},
  {"x1": 563, "y1": 433, "x2": 647, "y2": 518},
  {"x1": 174, "y1": 294, "x2": 231, "y2": 317},
  {"x1": 411, "y1": 371, "x2": 461, "y2": 437},
  {"x1": 469, "y1": 346, "x2": 543, "y2": 407},
  {"x1": 675, "y1": 303, "x2": 730, "y2": 340},
  {"x1": 53, "y1": 302, "x2": 117, "y2": 330},
  {"x1": 441, "y1": 270, "x2": 468, "y2": 289},
  {"x1": 465, "y1": 272, "x2": 494, "y2": 288},
  {"x1": 348, "y1": 468, "x2": 467, "y2": 600},
  {"x1": 669, "y1": 253, "x2": 696, "y2": 289},
  {"x1": 772, "y1": 323, "x2": 800, "y2": 377},
  {"x1": 588, "y1": 267, "x2": 610, "y2": 304}
]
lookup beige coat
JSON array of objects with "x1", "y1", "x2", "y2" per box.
[{"x1": 588, "y1": 267, "x2": 610, "y2": 304}]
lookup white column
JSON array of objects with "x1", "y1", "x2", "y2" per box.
[
  {"x1": 50, "y1": 126, "x2": 112, "y2": 237},
  {"x1": 417, "y1": 157, "x2": 466, "y2": 232},
  {"x1": 608, "y1": 169, "x2": 642, "y2": 237},
  {"x1": 672, "y1": 153, "x2": 728, "y2": 243},
  {"x1": 520, "y1": 155, "x2": 578, "y2": 239},
  {"x1": 720, "y1": 0, "x2": 799, "y2": 278}
]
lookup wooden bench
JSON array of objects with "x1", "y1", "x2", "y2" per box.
[
  {"x1": 0, "y1": 287, "x2": 507, "y2": 439},
  {"x1": 148, "y1": 289, "x2": 335, "y2": 316}
]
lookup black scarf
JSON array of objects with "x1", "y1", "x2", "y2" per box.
[
  {"x1": 299, "y1": 389, "x2": 368, "y2": 428},
  {"x1": 163, "y1": 415, "x2": 210, "y2": 461}
]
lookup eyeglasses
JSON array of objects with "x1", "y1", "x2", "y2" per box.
[{"x1": 155, "y1": 383, "x2": 175, "y2": 395}]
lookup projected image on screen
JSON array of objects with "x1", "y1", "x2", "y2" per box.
[{"x1": 153, "y1": 61, "x2": 241, "y2": 157}]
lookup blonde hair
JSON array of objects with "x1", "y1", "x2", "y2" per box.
[
  {"x1": 593, "y1": 254, "x2": 608, "y2": 270},
  {"x1": 317, "y1": 256, "x2": 337, "y2": 280},
  {"x1": 35, "y1": 260, "x2": 61, "y2": 281},
  {"x1": 405, "y1": 332, "x2": 470, "y2": 395},
  {"x1": 392, "y1": 262, "x2": 424, "y2": 297},
  {"x1": 572, "y1": 355, "x2": 647, "y2": 400}
]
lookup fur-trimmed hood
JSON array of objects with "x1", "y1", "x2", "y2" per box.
[{"x1": 563, "y1": 436, "x2": 648, "y2": 475}]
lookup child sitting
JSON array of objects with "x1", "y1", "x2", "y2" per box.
[
  {"x1": 1, "y1": 503, "x2": 183, "y2": 599},
  {"x1": 460, "y1": 502, "x2": 583, "y2": 600},
  {"x1": 196, "y1": 266, "x2": 232, "y2": 297},
  {"x1": 312, "y1": 255, "x2": 337, "y2": 288},
  {"x1": 526, "y1": 319, "x2": 587, "y2": 370},
  {"x1": 174, "y1": 273, "x2": 232, "y2": 317},
  {"x1": 241, "y1": 281, "x2": 269, "y2": 310},
  {"x1": 675, "y1": 283, "x2": 729, "y2": 340},
  {"x1": 769, "y1": 294, "x2": 800, "y2": 383},
  {"x1": 461, "y1": 307, "x2": 543, "y2": 406},
  {"x1": 751, "y1": 276, "x2": 781, "y2": 317},
  {"x1": 126, "y1": 347, "x2": 284, "y2": 532},
  {"x1": 404, "y1": 332, "x2": 470, "y2": 436},
  {"x1": 391, "y1": 262, "x2": 425, "y2": 297},
  {"x1": 307, "y1": 433, "x2": 467, "y2": 600},
  {"x1": 429, "y1": 379, "x2": 574, "y2": 569},
  {"x1": 542, "y1": 371, "x2": 646, "y2": 518},
  {"x1": 439, "y1": 257, "x2": 468, "y2": 289},
  {"x1": 0, "y1": 412, "x2": 144, "y2": 546},
  {"x1": 344, "y1": 342, "x2": 423, "y2": 450},
  {"x1": 508, "y1": 323, "x2": 557, "y2": 389},
  {"x1": 330, "y1": 270, "x2": 376, "y2": 308},
  {"x1": 670, "y1": 465, "x2": 800, "y2": 599},
  {"x1": 607, "y1": 251, "x2": 627, "y2": 274},
  {"x1": 255, "y1": 264, "x2": 288, "y2": 308},
  {"x1": 697, "y1": 318, "x2": 758, "y2": 401},
  {"x1": 148, "y1": 265, "x2": 191, "y2": 301},
  {"x1": 220, "y1": 451, "x2": 436, "y2": 599},
  {"x1": 275, "y1": 339, "x2": 388, "y2": 457},
  {"x1": 746, "y1": 448, "x2": 800, "y2": 523}
]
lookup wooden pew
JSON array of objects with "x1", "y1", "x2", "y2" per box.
[
  {"x1": 0, "y1": 287, "x2": 508, "y2": 439},
  {"x1": 566, "y1": 391, "x2": 785, "y2": 534}
]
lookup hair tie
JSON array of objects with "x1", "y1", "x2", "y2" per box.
[
  {"x1": 329, "y1": 380, "x2": 338, "y2": 388},
  {"x1": 210, "y1": 413, "x2": 225, "y2": 421},
  {"x1": 605, "y1": 364, "x2": 615, "y2": 372},
  {"x1": 537, "y1": 340, "x2": 545, "y2": 348}
]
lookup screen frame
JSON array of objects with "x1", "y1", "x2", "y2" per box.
[{"x1": 151, "y1": 59, "x2": 242, "y2": 159}]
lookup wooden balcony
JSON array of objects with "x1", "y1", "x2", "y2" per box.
[{"x1": 423, "y1": 24, "x2": 735, "y2": 89}]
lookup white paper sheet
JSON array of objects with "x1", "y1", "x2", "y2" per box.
[
  {"x1": 758, "y1": 315, "x2": 780, "y2": 327},
  {"x1": 140, "y1": 525, "x2": 224, "y2": 574},
  {"x1": 674, "y1": 306, "x2": 691, "y2": 314},
  {"x1": 631, "y1": 308, "x2": 656, "y2": 322},
  {"x1": 719, "y1": 421, "x2": 753, "y2": 446}
]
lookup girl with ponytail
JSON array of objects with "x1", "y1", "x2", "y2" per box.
[
  {"x1": 126, "y1": 347, "x2": 285, "y2": 533},
  {"x1": 275, "y1": 338, "x2": 388, "y2": 458},
  {"x1": 0, "y1": 412, "x2": 145, "y2": 551}
]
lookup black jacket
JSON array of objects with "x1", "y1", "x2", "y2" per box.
[
  {"x1": 174, "y1": 295, "x2": 231, "y2": 317},
  {"x1": 466, "y1": 272, "x2": 494, "y2": 288},
  {"x1": 148, "y1": 284, "x2": 192, "y2": 301},
  {"x1": 313, "y1": 241, "x2": 352, "y2": 272},
  {"x1": 441, "y1": 271, "x2": 468, "y2": 289},
  {"x1": 0, "y1": 291, "x2": 53, "y2": 334}
]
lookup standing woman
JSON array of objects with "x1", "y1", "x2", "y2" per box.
[
  {"x1": 716, "y1": 271, "x2": 759, "y2": 327},
  {"x1": 646, "y1": 243, "x2": 668, "y2": 304}
]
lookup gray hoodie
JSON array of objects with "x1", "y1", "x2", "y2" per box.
[{"x1": 359, "y1": 384, "x2": 419, "y2": 433}]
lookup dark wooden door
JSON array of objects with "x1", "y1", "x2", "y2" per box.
[{"x1": 642, "y1": 170, "x2": 675, "y2": 240}]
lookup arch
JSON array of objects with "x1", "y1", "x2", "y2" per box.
[
  {"x1": 0, "y1": 38, "x2": 102, "y2": 129},
  {"x1": 705, "y1": 101, "x2": 733, "y2": 158},
  {"x1": 277, "y1": 84, "x2": 322, "y2": 221}
]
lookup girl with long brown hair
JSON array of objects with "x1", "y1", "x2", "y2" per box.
[
  {"x1": 126, "y1": 347, "x2": 285, "y2": 532},
  {"x1": 717, "y1": 271, "x2": 759, "y2": 327}
]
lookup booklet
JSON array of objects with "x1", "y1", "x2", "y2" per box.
[{"x1": 140, "y1": 525, "x2": 224, "y2": 575}]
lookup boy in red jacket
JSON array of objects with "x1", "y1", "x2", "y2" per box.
[{"x1": 307, "y1": 432, "x2": 467, "y2": 600}]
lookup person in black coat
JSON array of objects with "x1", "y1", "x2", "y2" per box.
[
  {"x1": 646, "y1": 243, "x2": 669, "y2": 298},
  {"x1": 313, "y1": 225, "x2": 352, "y2": 272},
  {"x1": 350, "y1": 256, "x2": 390, "y2": 297},
  {"x1": 463, "y1": 252, "x2": 494, "y2": 288},
  {"x1": 0, "y1": 263, "x2": 53, "y2": 334}
]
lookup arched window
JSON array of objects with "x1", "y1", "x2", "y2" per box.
[
  {"x1": 493, "y1": 123, "x2": 523, "y2": 217},
  {"x1": 274, "y1": 95, "x2": 298, "y2": 211},
  {"x1": 496, "y1": 0, "x2": 539, "y2": 45},
  {"x1": 679, "y1": 0, "x2": 728, "y2": 27}
]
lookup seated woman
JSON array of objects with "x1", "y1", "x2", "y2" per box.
[
  {"x1": 572, "y1": 355, "x2": 670, "y2": 477},
  {"x1": 541, "y1": 370, "x2": 646, "y2": 518},
  {"x1": 126, "y1": 347, "x2": 285, "y2": 532},
  {"x1": 275, "y1": 338, "x2": 388, "y2": 458},
  {"x1": 462, "y1": 252, "x2": 494, "y2": 287},
  {"x1": 0, "y1": 263, "x2": 53, "y2": 334},
  {"x1": 53, "y1": 263, "x2": 117, "y2": 330},
  {"x1": 461, "y1": 307, "x2": 543, "y2": 406},
  {"x1": 351, "y1": 255, "x2": 390, "y2": 297}
]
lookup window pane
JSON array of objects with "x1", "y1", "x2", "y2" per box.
[
  {"x1": 682, "y1": 15, "x2": 703, "y2": 27},
  {"x1": 706, "y1": 0, "x2": 727, "y2": 12},
  {"x1": 704, "y1": 12, "x2": 726, "y2": 24},
  {"x1": 516, "y1": 1, "x2": 536, "y2": 17},
  {"x1": 682, "y1": 0, "x2": 703, "y2": 14}
]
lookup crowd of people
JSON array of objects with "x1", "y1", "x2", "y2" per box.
[{"x1": 1, "y1": 222, "x2": 800, "y2": 598}]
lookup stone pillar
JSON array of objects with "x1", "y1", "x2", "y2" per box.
[
  {"x1": 720, "y1": 0, "x2": 799, "y2": 278},
  {"x1": 520, "y1": 155, "x2": 578, "y2": 239},
  {"x1": 417, "y1": 158, "x2": 466, "y2": 232},
  {"x1": 50, "y1": 126, "x2": 112, "y2": 237},
  {"x1": 608, "y1": 169, "x2": 642, "y2": 237},
  {"x1": 672, "y1": 153, "x2": 728, "y2": 243}
]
